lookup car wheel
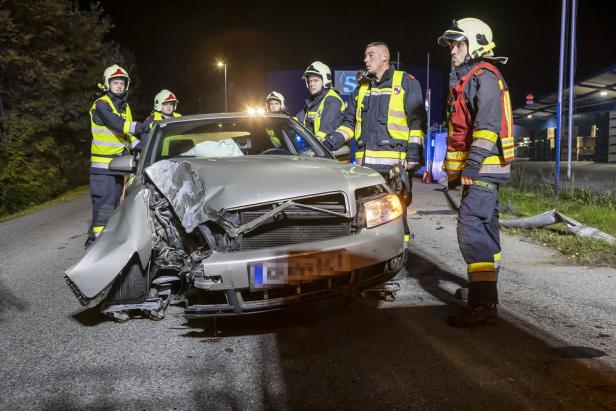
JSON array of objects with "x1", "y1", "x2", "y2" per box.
[
  {"x1": 104, "y1": 257, "x2": 147, "y2": 304},
  {"x1": 390, "y1": 249, "x2": 409, "y2": 281}
]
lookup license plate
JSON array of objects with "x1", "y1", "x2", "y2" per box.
[{"x1": 249, "y1": 250, "x2": 351, "y2": 289}]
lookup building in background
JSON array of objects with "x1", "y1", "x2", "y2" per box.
[{"x1": 513, "y1": 65, "x2": 616, "y2": 163}]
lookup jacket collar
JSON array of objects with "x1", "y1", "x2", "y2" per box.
[{"x1": 362, "y1": 64, "x2": 396, "y2": 86}]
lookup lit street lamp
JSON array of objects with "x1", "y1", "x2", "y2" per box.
[{"x1": 216, "y1": 60, "x2": 228, "y2": 112}]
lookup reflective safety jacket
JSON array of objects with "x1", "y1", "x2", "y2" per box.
[
  {"x1": 89, "y1": 93, "x2": 142, "y2": 174},
  {"x1": 296, "y1": 88, "x2": 344, "y2": 139},
  {"x1": 332, "y1": 67, "x2": 426, "y2": 173},
  {"x1": 445, "y1": 61, "x2": 514, "y2": 183},
  {"x1": 150, "y1": 111, "x2": 183, "y2": 123}
]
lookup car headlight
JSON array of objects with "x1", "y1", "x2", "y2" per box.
[{"x1": 364, "y1": 194, "x2": 403, "y2": 228}]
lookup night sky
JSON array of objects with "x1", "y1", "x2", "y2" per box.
[{"x1": 87, "y1": 0, "x2": 616, "y2": 117}]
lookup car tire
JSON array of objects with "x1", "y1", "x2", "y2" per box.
[
  {"x1": 104, "y1": 257, "x2": 147, "y2": 304},
  {"x1": 390, "y1": 249, "x2": 409, "y2": 281}
]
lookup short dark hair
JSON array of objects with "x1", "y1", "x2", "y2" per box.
[{"x1": 365, "y1": 42, "x2": 390, "y2": 59}]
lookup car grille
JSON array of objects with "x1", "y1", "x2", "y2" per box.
[{"x1": 238, "y1": 193, "x2": 352, "y2": 250}]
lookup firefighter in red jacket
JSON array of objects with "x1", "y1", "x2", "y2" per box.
[{"x1": 438, "y1": 18, "x2": 515, "y2": 327}]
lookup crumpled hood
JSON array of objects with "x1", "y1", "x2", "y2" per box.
[{"x1": 185, "y1": 156, "x2": 384, "y2": 211}]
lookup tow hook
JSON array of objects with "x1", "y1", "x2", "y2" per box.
[{"x1": 360, "y1": 281, "x2": 401, "y2": 302}]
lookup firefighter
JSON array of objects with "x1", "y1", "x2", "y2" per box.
[
  {"x1": 138, "y1": 89, "x2": 183, "y2": 147},
  {"x1": 322, "y1": 42, "x2": 426, "y2": 246},
  {"x1": 265, "y1": 91, "x2": 288, "y2": 114},
  {"x1": 438, "y1": 18, "x2": 515, "y2": 327},
  {"x1": 148, "y1": 89, "x2": 182, "y2": 122},
  {"x1": 296, "y1": 61, "x2": 345, "y2": 139},
  {"x1": 85, "y1": 64, "x2": 150, "y2": 248}
]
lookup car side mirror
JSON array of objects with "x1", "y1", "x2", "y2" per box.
[
  {"x1": 109, "y1": 155, "x2": 137, "y2": 174},
  {"x1": 333, "y1": 144, "x2": 350, "y2": 158}
]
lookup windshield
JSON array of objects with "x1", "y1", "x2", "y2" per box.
[{"x1": 146, "y1": 116, "x2": 332, "y2": 165}]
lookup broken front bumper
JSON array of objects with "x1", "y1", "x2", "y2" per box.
[{"x1": 185, "y1": 218, "x2": 405, "y2": 317}]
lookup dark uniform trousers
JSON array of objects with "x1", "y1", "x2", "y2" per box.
[
  {"x1": 457, "y1": 180, "x2": 501, "y2": 305},
  {"x1": 90, "y1": 174, "x2": 124, "y2": 234}
]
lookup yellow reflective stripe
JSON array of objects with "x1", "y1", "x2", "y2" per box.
[
  {"x1": 313, "y1": 89, "x2": 345, "y2": 136},
  {"x1": 494, "y1": 252, "x2": 502, "y2": 262},
  {"x1": 468, "y1": 262, "x2": 495, "y2": 273},
  {"x1": 92, "y1": 226, "x2": 104, "y2": 234},
  {"x1": 404, "y1": 234, "x2": 410, "y2": 242},
  {"x1": 409, "y1": 129, "x2": 425, "y2": 139},
  {"x1": 504, "y1": 91, "x2": 513, "y2": 140},
  {"x1": 472, "y1": 129, "x2": 498, "y2": 142},
  {"x1": 356, "y1": 149, "x2": 407, "y2": 159},
  {"x1": 336, "y1": 125, "x2": 354, "y2": 141},
  {"x1": 497, "y1": 79, "x2": 504, "y2": 90},
  {"x1": 482, "y1": 155, "x2": 508, "y2": 165},
  {"x1": 355, "y1": 82, "x2": 369, "y2": 140},
  {"x1": 443, "y1": 160, "x2": 464, "y2": 171},
  {"x1": 91, "y1": 155, "x2": 113, "y2": 164},
  {"x1": 387, "y1": 71, "x2": 409, "y2": 141},
  {"x1": 91, "y1": 146, "x2": 123, "y2": 156},
  {"x1": 446, "y1": 150, "x2": 469, "y2": 161}
]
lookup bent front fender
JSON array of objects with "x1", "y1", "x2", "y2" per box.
[{"x1": 65, "y1": 187, "x2": 153, "y2": 304}]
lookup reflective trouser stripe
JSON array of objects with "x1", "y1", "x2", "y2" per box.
[
  {"x1": 494, "y1": 252, "x2": 502, "y2": 269},
  {"x1": 468, "y1": 271, "x2": 498, "y2": 282},
  {"x1": 404, "y1": 234, "x2": 410, "y2": 242},
  {"x1": 468, "y1": 261, "x2": 495, "y2": 273},
  {"x1": 92, "y1": 225, "x2": 104, "y2": 237},
  {"x1": 91, "y1": 162, "x2": 110, "y2": 169}
]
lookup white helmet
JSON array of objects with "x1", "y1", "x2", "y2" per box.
[
  {"x1": 302, "y1": 61, "x2": 332, "y2": 88},
  {"x1": 438, "y1": 18, "x2": 496, "y2": 60},
  {"x1": 103, "y1": 64, "x2": 130, "y2": 91},
  {"x1": 265, "y1": 91, "x2": 286, "y2": 111},
  {"x1": 154, "y1": 89, "x2": 179, "y2": 112}
]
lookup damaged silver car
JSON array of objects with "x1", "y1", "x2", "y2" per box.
[{"x1": 65, "y1": 113, "x2": 406, "y2": 321}]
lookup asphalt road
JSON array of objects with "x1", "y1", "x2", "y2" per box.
[{"x1": 1, "y1": 181, "x2": 615, "y2": 410}]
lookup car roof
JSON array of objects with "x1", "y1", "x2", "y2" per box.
[{"x1": 159, "y1": 112, "x2": 291, "y2": 125}]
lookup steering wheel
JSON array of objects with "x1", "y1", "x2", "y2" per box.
[{"x1": 260, "y1": 148, "x2": 292, "y2": 155}]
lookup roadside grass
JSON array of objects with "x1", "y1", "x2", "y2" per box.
[
  {"x1": 500, "y1": 184, "x2": 616, "y2": 267},
  {"x1": 0, "y1": 185, "x2": 89, "y2": 224}
]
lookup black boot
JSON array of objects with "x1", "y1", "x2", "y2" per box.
[
  {"x1": 84, "y1": 234, "x2": 96, "y2": 249},
  {"x1": 454, "y1": 287, "x2": 468, "y2": 302},
  {"x1": 447, "y1": 304, "x2": 498, "y2": 327}
]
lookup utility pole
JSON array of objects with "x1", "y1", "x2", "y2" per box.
[
  {"x1": 555, "y1": 0, "x2": 568, "y2": 191},
  {"x1": 567, "y1": 0, "x2": 578, "y2": 180}
]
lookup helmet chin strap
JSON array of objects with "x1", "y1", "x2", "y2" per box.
[{"x1": 471, "y1": 42, "x2": 496, "y2": 59}]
